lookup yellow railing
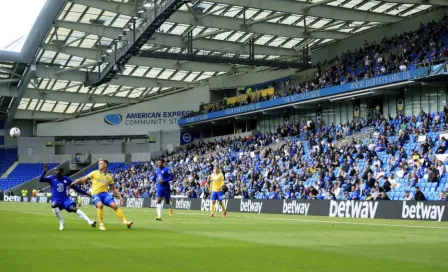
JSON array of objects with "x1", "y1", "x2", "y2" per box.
[{"x1": 226, "y1": 87, "x2": 274, "y2": 105}]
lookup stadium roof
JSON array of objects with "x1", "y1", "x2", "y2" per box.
[{"x1": 0, "y1": 0, "x2": 447, "y2": 122}]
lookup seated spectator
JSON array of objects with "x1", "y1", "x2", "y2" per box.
[
  {"x1": 414, "y1": 186, "x2": 426, "y2": 201},
  {"x1": 439, "y1": 191, "x2": 446, "y2": 201},
  {"x1": 378, "y1": 191, "x2": 390, "y2": 200},
  {"x1": 382, "y1": 176, "x2": 392, "y2": 192},
  {"x1": 428, "y1": 166, "x2": 440, "y2": 186},
  {"x1": 403, "y1": 190, "x2": 414, "y2": 201}
]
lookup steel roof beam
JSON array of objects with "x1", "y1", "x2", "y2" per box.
[
  {"x1": 304, "y1": 0, "x2": 336, "y2": 11},
  {"x1": 207, "y1": 0, "x2": 401, "y2": 23},
  {"x1": 14, "y1": 109, "x2": 75, "y2": 120},
  {"x1": 35, "y1": 66, "x2": 201, "y2": 88},
  {"x1": 382, "y1": 0, "x2": 448, "y2": 5},
  {"x1": 55, "y1": 20, "x2": 299, "y2": 56},
  {"x1": 0, "y1": 85, "x2": 139, "y2": 104},
  {"x1": 6, "y1": 64, "x2": 36, "y2": 127},
  {"x1": 64, "y1": 2, "x2": 352, "y2": 40},
  {"x1": 171, "y1": 10, "x2": 350, "y2": 39},
  {"x1": 42, "y1": 44, "x2": 255, "y2": 73}
]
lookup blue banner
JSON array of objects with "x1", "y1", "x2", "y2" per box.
[
  {"x1": 179, "y1": 68, "x2": 428, "y2": 125},
  {"x1": 180, "y1": 131, "x2": 199, "y2": 145}
]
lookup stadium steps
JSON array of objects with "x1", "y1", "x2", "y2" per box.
[
  {"x1": 1, "y1": 161, "x2": 19, "y2": 178},
  {"x1": 333, "y1": 128, "x2": 376, "y2": 149}
]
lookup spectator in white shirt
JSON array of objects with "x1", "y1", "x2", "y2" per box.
[
  {"x1": 399, "y1": 63, "x2": 407, "y2": 71},
  {"x1": 436, "y1": 160, "x2": 446, "y2": 177},
  {"x1": 396, "y1": 166, "x2": 405, "y2": 178},
  {"x1": 389, "y1": 173, "x2": 399, "y2": 189},
  {"x1": 333, "y1": 182, "x2": 342, "y2": 197},
  {"x1": 403, "y1": 190, "x2": 414, "y2": 200}
]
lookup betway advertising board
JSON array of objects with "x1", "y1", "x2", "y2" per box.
[
  {"x1": 3, "y1": 196, "x2": 448, "y2": 222},
  {"x1": 36, "y1": 85, "x2": 209, "y2": 136}
]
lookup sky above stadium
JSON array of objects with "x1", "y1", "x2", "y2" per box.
[{"x1": 0, "y1": 0, "x2": 47, "y2": 52}]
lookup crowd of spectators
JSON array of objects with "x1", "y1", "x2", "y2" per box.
[
  {"x1": 74, "y1": 107, "x2": 448, "y2": 202},
  {"x1": 184, "y1": 15, "x2": 448, "y2": 118}
]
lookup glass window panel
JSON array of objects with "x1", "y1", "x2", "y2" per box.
[
  {"x1": 65, "y1": 103, "x2": 80, "y2": 114},
  {"x1": 18, "y1": 98, "x2": 30, "y2": 109},
  {"x1": 420, "y1": 85, "x2": 429, "y2": 115},
  {"x1": 53, "y1": 102, "x2": 69, "y2": 113},
  {"x1": 40, "y1": 100, "x2": 56, "y2": 112}
]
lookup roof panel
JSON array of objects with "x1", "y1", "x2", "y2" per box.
[
  {"x1": 53, "y1": 102, "x2": 69, "y2": 113},
  {"x1": 12, "y1": 0, "x2": 436, "y2": 118},
  {"x1": 18, "y1": 99, "x2": 30, "y2": 110},
  {"x1": 65, "y1": 103, "x2": 80, "y2": 114}
]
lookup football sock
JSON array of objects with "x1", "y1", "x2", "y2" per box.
[
  {"x1": 156, "y1": 204, "x2": 162, "y2": 218},
  {"x1": 211, "y1": 203, "x2": 215, "y2": 214},
  {"x1": 168, "y1": 202, "x2": 173, "y2": 210},
  {"x1": 97, "y1": 208, "x2": 104, "y2": 224},
  {"x1": 76, "y1": 209, "x2": 91, "y2": 223},
  {"x1": 52, "y1": 207, "x2": 64, "y2": 223},
  {"x1": 115, "y1": 208, "x2": 127, "y2": 223},
  {"x1": 221, "y1": 203, "x2": 226, "y2": 212}
]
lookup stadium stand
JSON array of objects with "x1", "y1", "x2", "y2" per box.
[
  {"x1": 0, "y1": 163, "x2": 59, "y2": 191},
  {"x1": 72, "y1": 105, "x2": 448, "y2": 202},
  {"x1": 0, "y1": 148, "x2": 18, "y2": 176},
  {"x1": 185, "y1": 15, "x2": 448, "y2": 118}
]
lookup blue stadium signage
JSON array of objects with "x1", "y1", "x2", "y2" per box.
[{"x1": 179, "y1": 67, "x2": 428, "y2": 125}]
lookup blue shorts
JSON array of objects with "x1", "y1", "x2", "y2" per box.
[
  {"x1": 92, "y1": 192, "x2": 115, "y2": 207},
  {"x1": 156, "y1": 189, "x2": 171, "y2": 200},
  {"x1": 52, "y1": 198, "x2": 76, "y2": 211},
  {"x1": 211, "y1": 191, "x2": 223, "y2": 201}
]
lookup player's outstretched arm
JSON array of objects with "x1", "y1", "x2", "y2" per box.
[
  {"x1": 67, "y1": 178, "x2": 90, "y2": 196},
  {"x1": 73, "y1": 176, "x2": 90, "y2": 186},
  {"x1": 39, "y1": 164, "x2": 51, "y2": 183},
  {"x1": 71, "y1": 185, "x2": 89, "y2": 196}
]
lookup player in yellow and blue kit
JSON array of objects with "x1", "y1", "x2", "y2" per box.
[
  {"x1": 73, "y1": 158, "x2": 133, "y2": 231},
  {"x1": 209, "y1": 166, "x2": 227, "y2": 217}
]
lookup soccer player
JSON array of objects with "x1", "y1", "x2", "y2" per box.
[
  {"x1": 152, "y1": 159, "x2": 174, "y2": 221},
  {"x1": 209, "y1": 166, "x2": 227, "y2": 217},
  {"x1": 39, "y1": 164, "x2": 96, "y2": 230},
  {"x1": 73, "y1": 158, "x2": 133, "y2": 231}
]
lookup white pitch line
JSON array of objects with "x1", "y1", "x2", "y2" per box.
[
  {"x1": 4, "y1": 204, "x2": 448, "y2": 230},
  {"x1": 169, "y1": 211, "x2": 448, "y2": 230}
]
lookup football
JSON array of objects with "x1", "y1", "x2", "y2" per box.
[{"x1": 10, "y1": 127, "x2": 21, "y2": 138}]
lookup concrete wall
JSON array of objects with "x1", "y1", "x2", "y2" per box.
[
  {"x1": 312, "y1": 7, "x2": 448, "y2": 64},
  {"x1": 131, "y1": 153, "x2": 152, "y2": 162},
  {"x1": 19, "y1": 155, "x2": 72, "y2": 164},
  {"x1": 2, "y1": 120, "x2": 34, "y2": 147},
  {"x1": 91, "y1": 153, "x2": 125, "y2": 163},
  {"x1": 18, "y1": 137, "x2": 55, "y2": 160},
  {"x1": 209, "y1": 69, "x2": 297, "y2": 90}
]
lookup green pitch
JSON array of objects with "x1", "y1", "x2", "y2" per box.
[{"x1": 1, "y1": 202, "x2": 447, "y2": 272}]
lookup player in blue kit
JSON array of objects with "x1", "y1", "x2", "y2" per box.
[
  {"x1": 39, "y1": 164, "x2": 96, "y2": 230},
  {"x1": 152, "y1": 159, "x2": 174, "y2": 221}
]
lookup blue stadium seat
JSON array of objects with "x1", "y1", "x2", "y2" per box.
[{"x1": 0, "y1": 163, "x2": 59, "y2": 190}]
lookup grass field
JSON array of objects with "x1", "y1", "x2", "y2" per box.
[{"x1": 1, "y1": 202, "x2": 448, "y2": 272}]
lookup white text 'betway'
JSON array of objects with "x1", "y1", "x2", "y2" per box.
[
  {"x1": 402, "y1": 201, "x2": 445, "y2": 221},
  {"x1": 329, "y1": 201, "x2": 378, "y2": 219}
]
